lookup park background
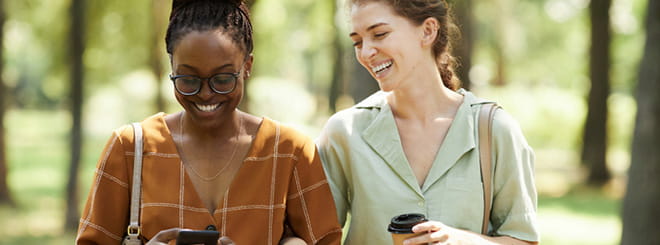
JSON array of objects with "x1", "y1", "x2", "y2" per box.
[{"x1": 0, "y1": 0, "x2": 658, "y2": 244}]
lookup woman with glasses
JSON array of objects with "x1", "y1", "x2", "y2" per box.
[
  {"x1": 316, "y1": 0, "x2": 539, "y2": 244},
  {"x1": 76, "y1": 0, "x2": 341, "y2": 244}
]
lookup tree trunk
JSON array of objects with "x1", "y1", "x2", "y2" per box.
[
  {"x1": 0, "y1": 0, "x2": 13, "y2": 206},
  {"x1": 621, "y1": 1, "x2": 660, "y2": 244},
  {"x1": 328, "y1": 0, "x2": 344, "y2": 113},
  {"x1": 239, "y1": 0, "x2": 257, "y2": 112},
  {"x1": 65, "y1": 0, "x2": 85, "y2": 231},
  {"x1": 492, "y1": 0, "x2": 508, "y2": 87},
  {"x1": 347, "y1": 56, "x2": 378, "y2": 103},
  {"x1": 452, "y1": 0, "x2": 473, "y2": 90},
  {"x1": 151, "y1": 0, "x2": 167, "y2": 112},
  {"x1": 581, "y1": 0, "x2": 612, "y2": 186}
]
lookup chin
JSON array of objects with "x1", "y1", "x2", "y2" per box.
[{"x1": 375, "y1": 80, "x2": 397, "y2": 92}]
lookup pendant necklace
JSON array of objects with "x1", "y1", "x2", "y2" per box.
[{"x1": 178, "y1": 112, "x2": 242, "y2": 182}]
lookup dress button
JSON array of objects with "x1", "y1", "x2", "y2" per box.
[
  {"x1": 206, "y1": 225, "x2": 217, "y2": 231},
  {"x1": 418, "y1": 201, "x2": 424, "y2": 207}
]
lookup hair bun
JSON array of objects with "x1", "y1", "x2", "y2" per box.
[
  {"x1": 171, "y1": 0, "x2": 245, "y2": 19},
  {"x1": 172, "y1": 0, "x2": 243, "y2": 9}
]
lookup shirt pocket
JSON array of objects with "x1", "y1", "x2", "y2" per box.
[
  {"x1": 438, "y1": 175, "x2": 483, "y2": 232},
  {"x1": 446, "y1": 175, "x2": 482, "y2": 192}
]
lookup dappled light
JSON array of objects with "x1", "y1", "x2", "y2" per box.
[{"x1": 0, "y1": 0, "x2": 654, "y2": 244}]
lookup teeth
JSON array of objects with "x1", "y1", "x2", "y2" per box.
[
  {"x1": 371, "y1": 61, "x2": 392, "y2": 74},
  {"x1": 195, "y1": 103, "x2": 220, "y2": 112}
]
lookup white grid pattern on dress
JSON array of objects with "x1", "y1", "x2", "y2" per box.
[
  {"x1": 267, "y1": 124, "x2": 281, "y2": 245},
  {"x1": 78, "y1": 134, "x2": 119, "y2": 240},
  {"x1": 293, "y1": 166, "x2": 317, "y2": 243}
]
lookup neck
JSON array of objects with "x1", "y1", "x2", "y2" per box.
[
  {"x1": 181, "y1": 110, "x2": 242, "y2": 141},
  {"x1": 387, "y1": 71, "x2": 462, "y2": 122}
]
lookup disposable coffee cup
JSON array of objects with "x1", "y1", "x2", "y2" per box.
[{"x1": 387, "y1": 213, "x2": 428, "y2": 245}]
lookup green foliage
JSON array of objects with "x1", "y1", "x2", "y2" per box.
[
  {"x1": 538, "y1": 189, "x2": 621, "y2": 245},
  {"x1": 4, "y1": 0, "x2": 69, "y2": 108},
  {"x1": 0, "y1": 110, "x2": 106, "y2": 244},
  {"x1": 84, "y1": 1, "x2": 152, "y2": 88},
  {"x1": 472, "y1": 0, "x2": 590, "y2": 91},
  {"x1": 251, "y1": 0, "x2": 337, "y2": 101},
  {"x1": 0, "y1": 0, "x2": 649, "y2": 243},
  {"x1": 4, "y1": 0, "x2": 155, "y2": 109},
  {"x1": 478, "y1": 85, "x2": 587, "y2": 150}
]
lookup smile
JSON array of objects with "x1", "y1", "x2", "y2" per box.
[
  {"x1": 371, "y1": 60, "x2": 393, "y2": 75},
  {"x1": 195, "y1": 103, "x2": 221, "y2": 112}
]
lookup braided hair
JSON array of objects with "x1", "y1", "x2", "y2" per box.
[{"x1": 166, "y1": 0, "x2": 253, "y2": 56}]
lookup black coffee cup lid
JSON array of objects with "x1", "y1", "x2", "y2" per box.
[{"x1": 387, "y1": 213, "x2": 428, "y2": 234}]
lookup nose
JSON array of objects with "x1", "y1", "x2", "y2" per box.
[
  {"x1": 197, "y1": 78, "x2": 215, "y2": 100},
  {"x1": 359, "y1": 42, "x2": 377, "y2": 61}
]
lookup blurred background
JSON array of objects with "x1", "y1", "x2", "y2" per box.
[{"x1": 0, "y1": 0, "x2": 657, "y2": 244}]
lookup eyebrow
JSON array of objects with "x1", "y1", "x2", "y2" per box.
[
  {"x1": 349, "y1": 22, "x2": 388, "y2": 37},
  {"x1": 177, "y1": 63, "x2": 234, "y2": 73}
]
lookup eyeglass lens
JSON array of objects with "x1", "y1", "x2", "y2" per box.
[{"x1": 174, "y1": 74, "x2": 236, "y2": 94}]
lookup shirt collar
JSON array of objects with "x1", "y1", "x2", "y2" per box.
[{"x1": 358, "y1": 89, "x2": 480, "y2": 193}]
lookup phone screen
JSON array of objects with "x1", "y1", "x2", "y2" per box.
[{"x1": 175, "y1": 230, "x2": 220, "y2": 245}]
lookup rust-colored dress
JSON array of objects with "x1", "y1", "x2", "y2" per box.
[{"x1": 76, "y1": 113, "x2": 341, "y2": 244}]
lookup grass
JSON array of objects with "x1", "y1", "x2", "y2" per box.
[
  {"x1": 0, "y1": 109, "x2": 623, "y2": 244},
  {"x1": 538, "y1": 189, "x2": 621, "y2": 245},
  {"x1": 0, "y1": 110, "x2": 105, "y2": 245}
]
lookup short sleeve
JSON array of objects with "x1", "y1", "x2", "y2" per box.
[
  {"x1": 315, "y1": 116, "x2": 351, "y2": 227},
  {"x1": 77, "y1": 126, "x2": 133, "y2": 244},
  {"x1": 285, "y1": 139, "x2": 342, "y2": 244},
  {"x1": 489, "y1": 111, "x2": 540, "y2": 242}
]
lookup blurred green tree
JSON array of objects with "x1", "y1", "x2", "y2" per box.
[
  {"x1": 328, "y1": 0, "x2": 345, "y2": 113},
  {"x1": 0, "y1": 0, "x2": 13, "y2": 206},
  {"x1": 581, "y1": 0, "x2": 612, "y2": 186},
  {"x1": 347, "y1": 51, "x2": 377, "y2": 103},
  {"x1": 150, "y1": 0, "x2": 168, "y2": 113},
  {"x1": 491, "y1": 0, "x2": 509, "y2": 87},
  {"x1": 452, "y1": 0, "x2": 474, "y2": 90},
  {"x1": 64, "y1": 0, "x2": 85, "y2": 231},
  {"x1": 621, "y1": 0, "x2": 660, "y2": 243},
  {"x1": 239, "y1": 0, "x2": 257, "y2": 112}
]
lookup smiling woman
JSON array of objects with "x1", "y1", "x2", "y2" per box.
[
  {"x1": 316, "y1": 0, "x2": 539, "y2": 245},
  {"x1": 75, "y1": 0, "x2": 341, "y2": 244}
]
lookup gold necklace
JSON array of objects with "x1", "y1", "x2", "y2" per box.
[{"x1": 178, "y1": 112, "x2": 242, "y2": 182}]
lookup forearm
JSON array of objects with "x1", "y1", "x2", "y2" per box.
[
  {"x1": 410, "y1": 221, "x2": 538, "y2": 245},
  {"x1": 470, "y1": 231, "x2": 538, "y2": 245},
  {"x1": 487, "y1": 236, "x2": 537, "y2": 245}
]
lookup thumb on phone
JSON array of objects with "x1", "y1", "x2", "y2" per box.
[
  {"x1": 147, "y1": 228, "x2": 191, "y2": 245},
  {"x1": 218, "y1": 236, "x2": 234, "y2": 245}
]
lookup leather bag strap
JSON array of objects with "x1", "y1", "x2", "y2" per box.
[
  {"x1": 478, "y1": 103, "x2": 500, "y2": 235},
  {"x1": 128, "y1": 123, "x2": 144, "y2": 237}
]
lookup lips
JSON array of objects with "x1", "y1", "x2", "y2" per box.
[
  {"x1": 371, "y1": 60, "x2": 393, "y2": 75},
  {"x1": 194, "y1": 103, "x2": 221, "y2": 112}
]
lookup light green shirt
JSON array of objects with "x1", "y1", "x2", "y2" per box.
[{"x1": 316, "y1": 89, "x2": 539, "y2": 244}]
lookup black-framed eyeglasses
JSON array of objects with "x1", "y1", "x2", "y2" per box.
[{"x1": 169, "y1": 72, "x2": 240, "y2": 96}]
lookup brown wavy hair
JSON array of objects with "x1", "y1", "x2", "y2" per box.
[{"x1": 350, "y1": 0, "x2": 461, "y2": 90}]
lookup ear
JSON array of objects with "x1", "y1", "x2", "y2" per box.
[
  {"x1": 243, "y1": 53, "x2": 254, "y2": 80},
  {"x1": 421, "y1": 17, "x2": 440, "y2": 47}
]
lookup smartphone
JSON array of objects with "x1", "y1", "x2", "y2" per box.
[{"x1": 176, "y1": 230, "x2": 220, "y2": 245}]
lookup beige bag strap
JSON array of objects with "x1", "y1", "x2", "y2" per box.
[
  {"x1": 127, "y1": 123, "x2": 143, "y2": 240},
  {"x1": 478, "y1": 103, "x2": 499, "y2": 235}
]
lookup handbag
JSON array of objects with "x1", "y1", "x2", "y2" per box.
[
  {"x1": 123, "y1": 122, "x2": 144, "y2": 245},
  {"x1": 478, "y1": 103, "x2": 500, "y2": 235}
]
